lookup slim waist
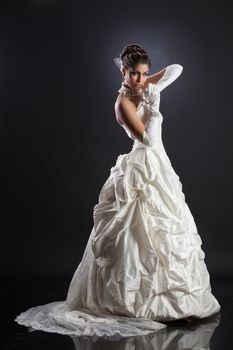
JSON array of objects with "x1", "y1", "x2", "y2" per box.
[{"x1": 132, "y1": 139, "x2": 163, "y2": 151}]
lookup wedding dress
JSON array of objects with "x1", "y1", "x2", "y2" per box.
[{"x1": 15, "y1": 64, "x2": 221, "y2": 338}]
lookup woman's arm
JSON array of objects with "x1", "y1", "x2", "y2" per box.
[
  {"x1": 146, "y1": 67, "x2": 166, "y2": 85},
  {"x1": 146, "y1": 64, "x2": 183, "y2": 92}
]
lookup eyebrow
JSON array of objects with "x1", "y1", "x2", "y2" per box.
[{"x1": 131, "y1": 69, "x2": 149, "y2": 73}]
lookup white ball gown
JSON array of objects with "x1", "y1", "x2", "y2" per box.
[{"x1": 15, "y1": 64, "x2": 221, "y2": 338}]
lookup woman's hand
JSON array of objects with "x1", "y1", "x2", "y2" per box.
[
  {"x1": 145, "y1": 83, "x2": 157, "y2": 105},
  {"x1": 144, "y1": 83, "x2": 159, "y2": 113}
]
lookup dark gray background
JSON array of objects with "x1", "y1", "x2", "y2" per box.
[{"x1": 0, "y1": 0, "x2": 232, "y2": 281}]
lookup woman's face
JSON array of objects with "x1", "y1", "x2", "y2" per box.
[{"x1": 123, "y1": 63, "x2": 149, "y2": 91}]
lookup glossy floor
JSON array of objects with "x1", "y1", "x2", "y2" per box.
[{"x1": 2, "y1": 274, "x2": 232, "y2": 349}]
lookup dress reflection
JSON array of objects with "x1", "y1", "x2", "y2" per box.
[{"x1": 70, "y1": 312, "x2": 221, "y2": 350}]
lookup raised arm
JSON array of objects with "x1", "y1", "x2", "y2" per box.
[{"x1": 147, "y1": 64, "x2": 183, "y2": 92}]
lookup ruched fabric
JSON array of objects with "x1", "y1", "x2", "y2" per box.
[{"x1": 15, "y1": 75, "x2": 221, "y2": 338}]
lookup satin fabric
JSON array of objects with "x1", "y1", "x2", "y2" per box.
[{"x1": 15, "y1": 76, "x2": 221, "y2": 338}]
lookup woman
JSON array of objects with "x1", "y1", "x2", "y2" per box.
[{"x1": 15, "y1": 44, "x2": 221, "y2": 338}]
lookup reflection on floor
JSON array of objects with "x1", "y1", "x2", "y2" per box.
[{"x1": 1, "y1": 274, "x2": 232, "y2": 349}]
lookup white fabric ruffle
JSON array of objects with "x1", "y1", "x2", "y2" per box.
[{"x1": 15, "y1": 68, "x2": 221, "y2": 338}]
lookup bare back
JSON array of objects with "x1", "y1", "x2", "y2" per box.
[{"x1": 114, "y1": 93, "x2": 145, "y2": 143}]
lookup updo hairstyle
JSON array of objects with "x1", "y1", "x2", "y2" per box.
[{"x1": 120, "y1": 44, "x2": 152, "y2": 72}]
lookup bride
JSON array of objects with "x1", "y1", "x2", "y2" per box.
[{"x1": 15, "y1": 44, "x2": 221, "y2": 338}]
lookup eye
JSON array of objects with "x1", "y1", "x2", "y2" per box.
[{"x1": 131, "y1": 71, "x2": 148, "y2": 76}]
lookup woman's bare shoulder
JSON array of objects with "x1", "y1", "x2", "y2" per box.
[
  {"x1": 114, "y1": 93, "x2": 124, "y2": 125},
  {"x1": 114, "y1": 93, "x2": 136, "y2": 125}
]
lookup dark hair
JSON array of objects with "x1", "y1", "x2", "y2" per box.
[{"x1": 120, "y1": 44, "x2": 151, "y2": 70}]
